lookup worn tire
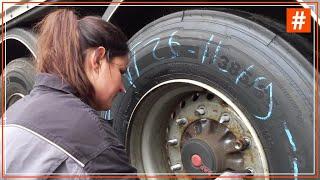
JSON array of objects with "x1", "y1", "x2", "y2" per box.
[
  {"x1": 112, "y1": 10, "x2": 315, "y2": 177},
  {"x1": 1, "y1": 58, "x2": 36, "y2": 111}
]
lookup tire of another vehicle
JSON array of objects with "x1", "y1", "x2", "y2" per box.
[
  {"x1": 0, "y1": 58, "x2": 36, "y2": 110},
  {"x1": 5, "y1": 28, "x2": 37, "y2": 57},
  {"x1": 112, "y1": 10, "x2": 315, "y2": 176}
]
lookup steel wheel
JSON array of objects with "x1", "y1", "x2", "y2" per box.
[{"x1": 127, "y1": 79, "x2": 269, "y2": 179}]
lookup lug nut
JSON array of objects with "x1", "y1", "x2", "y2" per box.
[
  {"x1": 168, "y1": 139, "x2": 178, "y2": 146},
  {"x1": 234, "y1": 142, "x2": 241, "y2": 150},
  {"x1": 233, "y1": 168, "x2": 254, "y2": 176},
  {"x1": 234, "y1": 137, "x2": 251, "y2": 151},
  {"x1": 243, "y1": 137, "x2": 251, "y2": 146},
  {"x1": 219, "y1": 113, "x2": 230, "y2": 123},
  {"x1": 170, "y1": 163, "x2": 182, "y2": 171},
  {"x1": 195, "y1": 106, "x2": 206, "y2": 116},
  {"x1": 200, "y1": 118, "x2": 208, "y2": 123},
  {"x1": 245, "y1": 167, "x2": 254, "y2": 175},
  {"x1": 176, "y1": 117, "x2": 188, "y2": 126}
]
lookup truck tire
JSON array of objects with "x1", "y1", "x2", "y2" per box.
[
  {"x1": 4, "y1": 28, "x2": 37, "y2": 57},
  {"x1": 112, "y1": 10, "x2": 315, "y2": 178},
  {"x1": 1, "y1": 58, "x2": 36, "y2": 110}
]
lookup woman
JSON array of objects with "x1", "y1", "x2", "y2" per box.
[{"x1": 4, "y1": 9, "x2": 138, "y2": 178}]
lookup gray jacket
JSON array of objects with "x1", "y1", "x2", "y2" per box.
[{"x1": 4, "y1": 73, "x2": 138, "y2": 179}]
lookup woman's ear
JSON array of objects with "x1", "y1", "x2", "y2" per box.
[
  {"x1": 89, "y1": 46, "x2": 106, "y2": 72},
  {"x1": 95, "y1": 46, "x2": 106, "y2": 64}
]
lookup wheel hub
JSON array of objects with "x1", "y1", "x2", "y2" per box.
[
  {"x1": 181, "y1": 138, "x2": 216, "y2": 173},
  {"x1": 180, "y1": 118, "x2": 244, "y2": 174},
  {"x1": 166, "y1": 91, "x2": 263, "y2": 174}
]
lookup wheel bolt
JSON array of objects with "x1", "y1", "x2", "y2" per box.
[
  {"x1": 168, "y1": 139, "x2": 178, "y2": 146},
  {"x1": 170, "y1": 163, "x2": 182, "y2": 171},
  {"x1": 219, "y1": 113, "x2": 230, "y2": 123},
  {"x1": 235, "y1": 137, "x2": 251, "y2": 151},
  {"x1": 195, "y1": 106, "x2": 206, "y2": 116},
  {"x1": 176, "y1": 117, "x2": 188, "y2": 126}
]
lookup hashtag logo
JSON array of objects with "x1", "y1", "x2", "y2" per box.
[
  {"x1": 292, "y1": 11, "x2": 306, "y2": 30},
  {"x1": 287, "y1": 8, "x2": 311, "y2": 33}
]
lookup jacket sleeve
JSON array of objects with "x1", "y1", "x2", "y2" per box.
[
  {"x1": 79, "y1": 117, "x2": 139, "y2": 179},
  {"x1": 83, "y1": 142, "x2": 139, "y2": 180}
]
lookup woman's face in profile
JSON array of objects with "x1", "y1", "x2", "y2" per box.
[{"x1": 85, "y1": 47, "x2": 128, "y2": 110}]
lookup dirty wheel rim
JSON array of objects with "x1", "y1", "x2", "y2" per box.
[{"x1": 127, "y1": 79, "x2": 269, "y2": 178}]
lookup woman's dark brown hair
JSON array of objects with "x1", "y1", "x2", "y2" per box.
[{"x1": 35, "y1": 9, "x2": 129, "y2": 106}]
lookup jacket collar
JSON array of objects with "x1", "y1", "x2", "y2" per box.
[{"x1": 34, "y1": 73, "x2": 77, "y2": 94}]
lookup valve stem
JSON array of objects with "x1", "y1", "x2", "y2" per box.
[
  {"x1": 168, "y1": 139, "x2": 178, "y2": 146},
  {"x1": 170, "y1": 164, "x2": 182, "y2": 171}
]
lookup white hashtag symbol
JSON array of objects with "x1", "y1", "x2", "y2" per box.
[{"x1": 291, "y1": 11, "x2": 306, "y2": 30}]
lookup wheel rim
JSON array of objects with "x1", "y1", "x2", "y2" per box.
[{"x1": 128, "y1": 79, "x2": 269, "y2": 179}]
